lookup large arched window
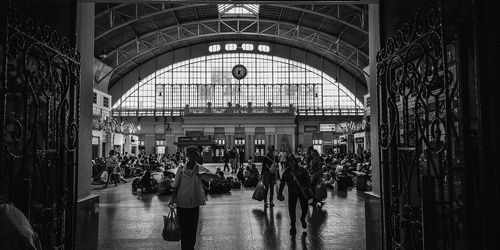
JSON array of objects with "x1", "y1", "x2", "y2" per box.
[{"x1": 113, "y1": 53, "x2": 364, "y2": 116}]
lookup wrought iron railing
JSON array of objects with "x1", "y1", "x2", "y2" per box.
[{"x1": 111, "y1": 106, "x2": 364, "y2": 117}]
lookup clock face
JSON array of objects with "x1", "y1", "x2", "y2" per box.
[{"x1": 232, "y1": 64, "x2": 247, "y2": 80}]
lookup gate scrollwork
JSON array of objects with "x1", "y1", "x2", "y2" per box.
[
  {"x1": 377, "y1": 1, "x2": 464, "y2": 249},
  {"x1": 1, "y1": 4, "x2": 80, "y2": 249}
]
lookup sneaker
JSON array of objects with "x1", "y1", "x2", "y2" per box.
[
  {"x1": 290, "y1": 227, "x2": 297, "y2": 235},
  {"x1": 300, "y1": 218, "x2": 307, "y2": 229}
]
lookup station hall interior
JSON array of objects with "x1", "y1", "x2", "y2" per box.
[{"x1": 0, "y1": 0, "x2": 499, "y2": 249}]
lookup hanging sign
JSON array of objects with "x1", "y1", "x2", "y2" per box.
[
  {"x1": 320, "y1": 124, "x2": 336, "y2": 132},
  {"x1": 304, "y1": 126, "x2": 318, "y2": 132}
]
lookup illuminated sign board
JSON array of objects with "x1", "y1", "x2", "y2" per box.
[{"x1": 320, "y1": 124, "x2": 336, "y2": 132}]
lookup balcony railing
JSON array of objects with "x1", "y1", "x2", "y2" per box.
[{"x1": 112, "y1": 106, "x2": 364, "y2": 117}]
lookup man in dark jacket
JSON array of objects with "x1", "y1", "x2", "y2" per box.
[
  {"x1": 277, "y1": 155, "x2": 311, "y2": 235},
  {"x1": 229, "y1": 147, "x2": 237, "y2": 174},
  {"x1": 223, "y1": 148, "x2": 230, "y2": 172}
]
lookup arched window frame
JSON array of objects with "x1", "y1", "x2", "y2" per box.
[{"x1": 113, "y1": 53, "x2": 363, "y2": 116}]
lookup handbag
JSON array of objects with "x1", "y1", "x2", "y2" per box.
[
  {"x1": 290, "y1": 171, "x2": 313, "y2": 200},
  {"x1": 252, "y1": 180, "x2": 266, "y2": 201},
  {"x1": 162, "y1": 207, "x2": 180, "y2": 241}
]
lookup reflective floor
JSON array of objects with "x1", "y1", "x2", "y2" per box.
[{"x1": 94, "y1": 164, "x2": 366, "y2": 250}]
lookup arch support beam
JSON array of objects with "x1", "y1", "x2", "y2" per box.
[{"x1": 99, "y1": 18, "x2": 368, "y2": 84}]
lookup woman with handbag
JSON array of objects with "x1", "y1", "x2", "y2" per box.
[
  {"x1": 262, "y1": 146, "x2": 279, "y2": 208},
  {"x1": 277, "y1": 155, "x2": 311, "y2": 235},
  {"x1": 169, "y1": 146, "x2": 206, "y2": 250}
]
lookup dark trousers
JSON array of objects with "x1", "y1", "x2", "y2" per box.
[
  {"x1": 104, "y1": 167, "x2": 114, "y2": 186},
  {"x1": 264, "y1": 182, "x2": 274, "y2": 203},
  {"x1": 229, "y1": 159, "x2": 237, "y2": 173},
  {"x1": 177, "y1": 206, "x2": 200, "y2": 250},
  {"x1": 223, "y1": 160, "x2": 230, "y2": 171},
  {"x1": 311, "y1": 177, "x2": 321, "y2": 202},
  {"x1": 288, "y1": 192, "x2": 308, "y2": 227}
]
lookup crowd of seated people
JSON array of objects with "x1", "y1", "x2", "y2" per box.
[
  {"x1": 92, "y1": 146, "x2": 371, "y2": 198},
  {"x1": 316, "y1": 150, "x2": 372, "y2": 191},
  {"x1": 91, "y1": 151, "x2": 189, "y2": 185}
]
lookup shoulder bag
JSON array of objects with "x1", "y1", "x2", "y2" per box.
[
  {"x1": 265, "y1": 155, "x2": 278, "y2": 175},
  {"x1": 290, "y1": 170, "x2": 313, "y2": 200}
]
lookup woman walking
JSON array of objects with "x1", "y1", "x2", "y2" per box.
[
  {"x1": 277, "y1": 155, "x2": 311, "y2": 235},
  {"x1": 262, "y1": 146, "x2": 279, "y2": 207},
  {"x1": 169, "y1": 146, "x2": 206, "y2": 250}
]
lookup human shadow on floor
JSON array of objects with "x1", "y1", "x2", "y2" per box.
[
  {"x1": 290, "y1": 231, "x2": 308, "y2": 250},
  {"x1": 252, "y1": 208, "x2": 279, "y2": 249},
  {"x1": 308, "y1": 207, "x2": 328, "y2": 250},
  {"x1": 335, "y1": 189, "x2": 348, "y2": 198},
  {"x1": 207, "y1": 192, "x2": 233, "y2": 198},
  {"x1": 136, "y1": 193, "x2": 154, "y2": 210}
]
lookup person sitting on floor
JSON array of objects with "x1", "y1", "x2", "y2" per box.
[
  {"x1": 216, "y1": 167, "x2": 225, "y2": 179},
  {"x1": 243, "y1": 158, "x2": 260, "y2": 187},
  {"x1": 157, "y1": 171, "x2": 174, "y2": 195},
  {"x1": 137, "y1": 170, "x2": 158, "y2": 193}
]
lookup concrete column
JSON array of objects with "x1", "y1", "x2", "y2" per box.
[
  {"x1": 292, "y1": 132, "x2": 296, "y2": 154},
  {"x1": 76, "y1": 3, "x2": 100, "y2": 250},
  {"x1": 245, "y1": 134, "x2": 251, "y2": 160},
  {"x1": 145, "y1": 134, "x2": 155, "y2": 154},
  {"x1": 264, "y1": 127, "x2": 276, "y2": 151},
  {"x1": 165, "y1": 134, "x2": 176, "y2": 155},
  {"x1": 365, "y1": 5, "x2": 383, "y2": 250},
  {"x1": 369, "y1": 4, "x2": 381, "y2": 196},
  {"x1": 226, "y1": 126, "x2": 235, "y2": 148},
  {"x1": 249, "y1": 134, "x2": 255, "y2": 159},
  {"x1": 77, "y1": 2, "x2": 93, "y2": 199},
  {"x1": 245, "y1": 127, "x2": 255, "y2": 161},
  {"x1": 105, "y1": 133, "x2": 112, "y2": 155}
]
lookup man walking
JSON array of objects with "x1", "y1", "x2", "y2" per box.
[{"x1": 229, "y1": 146, "x2": 237, "y2": 174}]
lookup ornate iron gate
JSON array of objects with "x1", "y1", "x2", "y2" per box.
[
  {"x1": 0, "y1": 2, "x2": 80, "y2": 249},
  {"x1": 377, "y1": 1, "x2": 465, "y2": 249}
]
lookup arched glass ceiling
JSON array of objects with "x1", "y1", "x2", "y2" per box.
[{"x1": 113, "y1": 53, "x2": 364, "y2": 116}]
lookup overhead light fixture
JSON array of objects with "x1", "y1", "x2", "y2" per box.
[{"x1": 99, "y1": 50, "x2": 108, "y2": 59}]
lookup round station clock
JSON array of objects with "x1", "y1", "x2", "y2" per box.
[{"x1": 232, "y1": 64, "x2": 247, "y2": 80}]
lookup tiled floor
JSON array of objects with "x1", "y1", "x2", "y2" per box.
[{"x1": 94, "y1": 164, "x2": 366, "y2": 250}]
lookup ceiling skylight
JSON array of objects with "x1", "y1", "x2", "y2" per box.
[{"x1": 218, "y1": 4, "x2": 259, "y2": 16}]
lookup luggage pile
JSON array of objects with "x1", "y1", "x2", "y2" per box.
[{"x1": 207, "y1": 177, "x2": 233, "y2": 194}]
